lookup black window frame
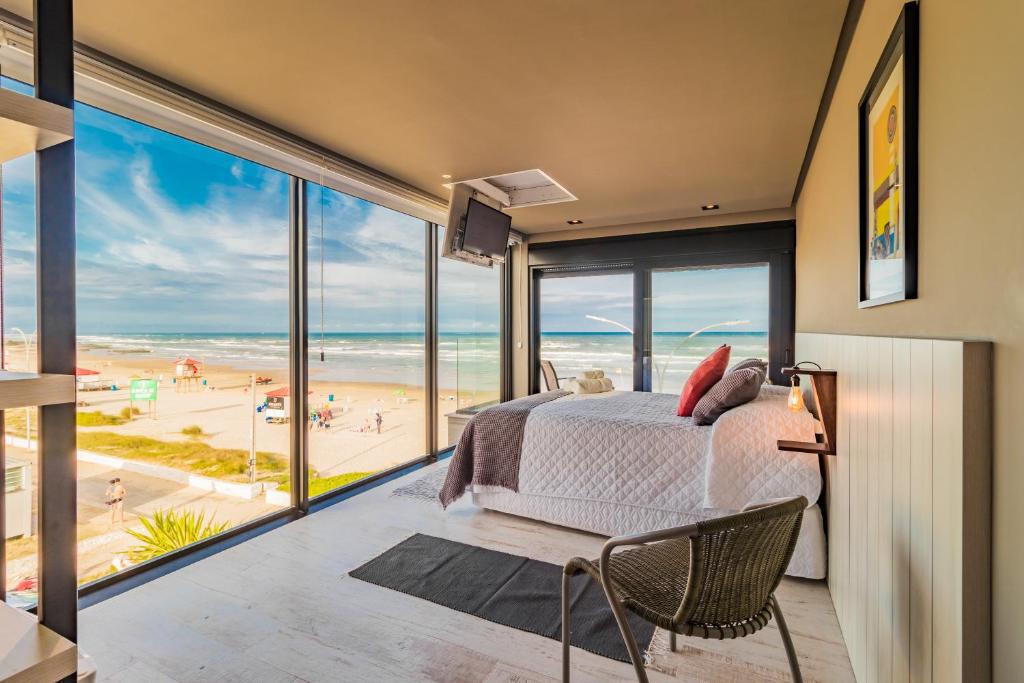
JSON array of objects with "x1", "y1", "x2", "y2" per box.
[{"x1": 528, "y1": 221, "x2": 796, "y2": 393}]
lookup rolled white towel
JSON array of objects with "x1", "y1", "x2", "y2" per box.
[
  {"x1": 569, "y1": 377, "x2": 614, "y2": 394},
  {"x1": 581, "y1": 369, "x2": 605, "y2": 380}
]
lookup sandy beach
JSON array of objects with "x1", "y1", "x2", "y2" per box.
[
  {"x1": 4, "y1": 345, "x2": 495, "y2": 593},
  {"x1": 71, "y1": 351, "x2": 486, "y2": 478}
]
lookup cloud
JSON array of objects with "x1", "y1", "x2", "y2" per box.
[{"x1": 1, "y1": 106, "x2": 502, "y2": 334}]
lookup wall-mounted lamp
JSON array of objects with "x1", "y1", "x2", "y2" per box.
[
  {"x1": 778, "y1": 362, "x2": 837, "y2": 456},
  {"x1": 787, "y1": 374, "x2": 806, "y2": 412}
]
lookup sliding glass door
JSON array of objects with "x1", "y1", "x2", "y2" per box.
[
  {"x1": 537, "y1": 272, "x2": 635, "y2": 391},
  {"x1": 530, "y1": 226, "x2": 794, "y2": 395},
  {"x1": 649, "y1": 264, "x2": 770, "y2": 394}
]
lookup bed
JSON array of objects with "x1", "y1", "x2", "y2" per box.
[{"x1": 451, "y1": 385, "x2": 826, "y2": 579}]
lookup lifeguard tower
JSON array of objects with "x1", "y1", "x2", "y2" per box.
[{"x1": 174, "y1": 357, "x2": 204, "y2": 392}]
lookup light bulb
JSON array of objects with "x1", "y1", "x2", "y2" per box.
[{"x1": 788, "y1": 376, "x2": 805, "y2": 412}]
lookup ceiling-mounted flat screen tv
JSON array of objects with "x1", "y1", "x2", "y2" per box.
[{"x1": 461, "y1": 197, "x2": 511, "y2": 261}]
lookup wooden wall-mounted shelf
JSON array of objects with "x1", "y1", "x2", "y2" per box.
[
  {"x1": 0, "y1": 372, "x2": 76, "y2": 411},
  {"x1": 0, "y1": 87, "x2": 74, "y2": 164},
  {"x1": 777, "y1": 367, "x2": 837, "y2": 456}
]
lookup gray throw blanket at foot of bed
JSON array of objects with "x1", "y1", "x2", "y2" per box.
[{"x1": 439, "y1": 390, "x2": 570, "y2": 508}]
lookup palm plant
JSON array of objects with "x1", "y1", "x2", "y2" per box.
[{"x1": 123, "y1": 508, "x2": 229, "y2": 563}]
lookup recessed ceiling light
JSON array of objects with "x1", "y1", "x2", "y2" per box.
[
  {"x1": 567, "y1": 219, "x2": 584, "y2": 225},
  {"x1": 701, "y1": 203, "x2": 720, "y2": 211},
  {"x1": 441, "y1": 174, "x2": 452, "y2": 180}
]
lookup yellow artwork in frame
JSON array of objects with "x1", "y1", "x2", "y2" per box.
[{"x1": 858, "y1": 2, "x2": 918, "y2": 308}]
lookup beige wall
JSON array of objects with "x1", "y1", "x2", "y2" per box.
[{"x1": 795, "y1": 0, "x2": 1023, "y2": 680}]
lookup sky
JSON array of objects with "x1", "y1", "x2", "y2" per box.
[
  {"x1": 0, "y1": 77, "x2": 498, "y2": 335},
  {"x1": 1, "y1": 77, "x2": 761, "y2": 337},
  {"x1": 539, "y1": 267, "x2": 769, "y2": 334}
]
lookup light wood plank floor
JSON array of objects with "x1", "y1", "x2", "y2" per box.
[{"x1": 80, "y1": 463, "x2": 854, "y2": 682}]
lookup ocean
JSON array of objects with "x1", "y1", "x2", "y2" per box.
[
  {"x1": 77, "y1": 331, "x2": 767, "y2": 394},
  {"x1": 541, "y1": 331, "x2": 768, "y2": 392},
  {"x1": 78, "y1": 332, "x2": 500, "y2": 393}
]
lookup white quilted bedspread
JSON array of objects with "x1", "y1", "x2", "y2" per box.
[
  {"x1": 511, "y1": 387, "x2": 820, "y2": 514},
  {"x1": 704, "y1": 386, "x2": 821, "y2": 509}
]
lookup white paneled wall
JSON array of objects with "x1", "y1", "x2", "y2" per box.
[{"x1": 795, "y1": 333, "x2": 991, "y2": 683}]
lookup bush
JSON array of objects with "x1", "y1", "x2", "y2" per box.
[
  {"x1": 276, "y1": 470, "x2": 377, "y2": 497},
  {"x1": 123, "y1": 508, "x2": 229, "y2": 562},
  {"x1": 76, "y1": 431, "x2": 288, "y2": 481},
  {"x1": 181, "y1": 425, "x2": 205, "y2": 438},
  {"x1": 118, "y1": 406, "x2": 142, "y2": 419},
  {"x1": 76, "y1": 411, "x2": 127, "y2": 427}
]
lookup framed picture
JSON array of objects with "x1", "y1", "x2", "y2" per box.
[{"x1": 858, "y1": 2, "x2": 919, "y2": 308}]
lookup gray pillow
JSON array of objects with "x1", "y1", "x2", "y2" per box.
[
  {"x1": 692, "y1": 367, "x2": 765, "y2": 425},
  {"x1": 729, "y1": 358, "x2": 767, "y2": 374}
]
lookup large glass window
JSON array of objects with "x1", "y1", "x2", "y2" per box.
[
  {"x1": 538, "y1": 272, "x2": 635, "y2": 391},
  {"x1": 306, "y1": 184, "x2": 427, "y2": 497},
  {"x1": 437, "y1": 228, "x2": 501, "y2": 448},
  {"x1": 3, "y1": 91, "x2": 293, "y2": 594},
  {"x1": 534, "y1": 260, "x2": 776, "y2": 397},
  {"x1": 650, "y1": 264, "x2": 770, "y2": 393},
  {"x1": 3, "y1": 75, "x2": 40, "y2": 603},
  {"x1": 74, "y1": 104, "x2": 291, "y2": 583},
  {"x1": 0, "y1": 72, "x2": 507, "y2": 599}
]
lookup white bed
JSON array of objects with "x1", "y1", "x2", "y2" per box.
[{"x1": 471, "y1": 386, "x2": 827, "y2": 579}]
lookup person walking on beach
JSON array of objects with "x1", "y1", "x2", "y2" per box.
[
  {"x1": 375, "y1": 408, "x2": 383, "y2": 434},
  {"x1": 105, "y1": 477, "x2": 126, "y2": 525}
]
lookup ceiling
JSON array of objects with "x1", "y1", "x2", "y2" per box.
[{"x1": 0, "y1": 0, "x2": 847, "y2": 234}]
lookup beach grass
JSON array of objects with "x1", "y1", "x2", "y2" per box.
[
  {"x1": 80, "y1": 565, "x2": 119, "y2": 585},
  {"x1": 3, "y1": 409, "x2": 37, "y2": 438},
  {"x1": 119, "y1": 406, "x2": 142, "y2": 419},
  {"x1": 77, "y1": 431, "x2": 288, "y2": 482},
  {"x1": 181, "y1": 425, "x2": 206, "y2": 438},
  {"x1": 5, "y1": 534, "x2": 37, "y2": 561},
  {"x1": 76, "y1": 411, "x2": 128, "y2": 427},
  {"x1": 276, "y1": 470, "x2": 377, "y2": 498}
]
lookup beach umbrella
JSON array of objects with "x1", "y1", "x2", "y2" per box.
[{"x1": 75, "y1": 366, "x2": 100, "y2": 376}]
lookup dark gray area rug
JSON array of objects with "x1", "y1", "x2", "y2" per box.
[{"x1": 348, "y1": 533, "x2": 655, "y2": 663}]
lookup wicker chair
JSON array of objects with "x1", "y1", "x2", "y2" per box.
[{"x1": 561, "y1": 496, "x2": 807, "y2": 683}]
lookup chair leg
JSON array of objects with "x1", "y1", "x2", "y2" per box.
[
  {"x1": 771, "y1": 594, "x2": 803, "y2": 683},
  {"x1": 562, "y1": 568, "x2": 572, "y2": 683},
  {"x1": 599, "y1": 580, "x2": 649, "y2": 683},
  {"x1": 669, "y1": 630, "x2": 677, "y2": 652}
]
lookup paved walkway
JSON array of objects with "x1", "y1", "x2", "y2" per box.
[{"x1": 5, "y1": 444, "x2": 278, "y2": 588}]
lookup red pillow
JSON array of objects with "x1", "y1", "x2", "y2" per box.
[{"x1": 677, "y1": 345, "x2": 731, "y2": 416}]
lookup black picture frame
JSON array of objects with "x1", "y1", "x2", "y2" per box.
[{"x1": 858, "y1": 1, "x2": 919, "y2": 308}]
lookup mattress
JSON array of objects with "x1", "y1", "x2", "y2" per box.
[{"x1": 470, "y1": 387, "x2": 826, "y2": 579}]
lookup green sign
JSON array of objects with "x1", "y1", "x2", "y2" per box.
[{"x1": 129, "y1": 379, "x2": 158, "y2": 401}]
